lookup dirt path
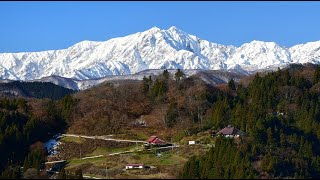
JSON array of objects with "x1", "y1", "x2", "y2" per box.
[{"x1": 61, "y1": 133, "x2": 147, "y2": 143}]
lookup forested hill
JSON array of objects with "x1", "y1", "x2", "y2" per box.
[
  {"x1": 0, "y1": 81, "x2": 76, "y2": 100},
  {"x1": 3, "y1": 64, "x2": 320, "y2": 178},
  {"x1": 181, "y1": 63, "x2": 320, "y2": 179}
]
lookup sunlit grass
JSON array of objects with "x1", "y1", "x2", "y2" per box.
[{"x1": 60, "y1": 136, "x2": 84, "y2": 143}]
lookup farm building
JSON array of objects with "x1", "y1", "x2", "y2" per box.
[
  {"x1": 146, "y1": 136, "x2": 166, "y2": 145},
  {"x1": 217, "y1": 125, "x2": 246, "y2": 138}
]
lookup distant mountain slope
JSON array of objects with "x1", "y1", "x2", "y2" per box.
[
  {"x1": 27, "y1": 69, "x2": 245, "y2": 91},
  {"x1": 0, "y1": 26, "x2": 319, "y2": 81},
  {"x1": 0, "y1": 81, "x2": 76, "y2": 99}
]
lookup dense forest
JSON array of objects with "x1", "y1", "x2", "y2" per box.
[
  {"x1": 0, "y1": 95, "x2": 76, "y2": 178},
  {"x1": 181, "y1": 64, "x2": 320, "y2": 178}
]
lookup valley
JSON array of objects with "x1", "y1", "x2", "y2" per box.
[{"x1": 2, "y1": 64, "x2": 320, "y2": 179}]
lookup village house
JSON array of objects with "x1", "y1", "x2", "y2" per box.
[
  {"x1": 146, "y1": 136, "x2": 166, "y2": 145},
  {"x1": 216, "y1": 125, "x2": 246, "y2": 138}
]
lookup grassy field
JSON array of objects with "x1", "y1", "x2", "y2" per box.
[
  {"x1": 110, "y1": 130, "x2": 150, "y2": 141},
  {"x1": 59, "y1": 129, "x2": 215, "y2": 179},
  {"x1": 87, "y1": 144, "x2": 142, "y2": 156},
  {"x1": 63, "y1": 143, "x2": 211, "y2": 179},
  {"x1": 67, "y1": 156, "x2": 106, "y2": 169}
]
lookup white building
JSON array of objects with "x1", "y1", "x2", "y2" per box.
[{"x1": 125, "y1": 164, "x2": 145, "y2": 170}]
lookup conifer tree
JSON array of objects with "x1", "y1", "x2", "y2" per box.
[
  {"x1": 228, "y1": 78, "x2": 236, "y2": 91},
  {"x1": 175, "y1": 69, "x2": 185, "y2": 81}
]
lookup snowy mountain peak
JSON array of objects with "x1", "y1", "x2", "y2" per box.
[
  {"x1": 169, "y1": 26, "x2": 178, "y2": 30},
  {"x1": 243, "y1": 40, "x2": 281, "y2": 49},
  {"x1": 146, "y1": 26, "x2": 161, "y2": 33},
  {"x1": 166, "y1": 26, "x2": 189, "y2": 36},
  {"x1": 0, "y1": 27, "x2": 319, "y2": 81},
  {"x1": 168, "y1": 26, "x2": 183, "y2": 32}
]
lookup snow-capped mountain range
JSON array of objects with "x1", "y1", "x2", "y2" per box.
[{"x1": 0, "y1": 26, "x2": 319, "y2": 81}]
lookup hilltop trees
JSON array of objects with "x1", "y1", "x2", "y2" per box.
[
  {"x1": 165, "y1": 102, "x2": 179, "y2": 127},
  {"x1": 228, "y1": 78, "x2": 236, "y2": 90},
  {"x1": 175, "y1": 69, "x2": 185, "y2": 81},
  {"x1": 141, "y1": 76, "x2": 153, "y2": 94},
  {"x1": 314, "y1": 65, "x2": 320, "y2": 84},
  {"x1": 0, "y1": 81, "x2": 75, "y2": 100}
]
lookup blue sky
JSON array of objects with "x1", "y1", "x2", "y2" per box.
[{"x1": 0, "y1": 1, "x2": 319, "y2": 53}]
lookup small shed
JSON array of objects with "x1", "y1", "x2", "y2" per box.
[
  {"x1": 125, "y1": 164, "x2": 145, "y2": 170},
  {"x1": 188, "y1": 141, "x2": 199, "y2": 145}
]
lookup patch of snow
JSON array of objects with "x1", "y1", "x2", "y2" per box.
[{"x1": 44, "y1": 135, "x2": 62, "y2": 156}]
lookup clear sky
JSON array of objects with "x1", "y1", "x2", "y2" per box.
[{"x1": 0, "y1": 1, "x2": 319, "y2": 53}]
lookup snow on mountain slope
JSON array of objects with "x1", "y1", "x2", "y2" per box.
[
  {"x1": 27, "y1": 69, "x2": 244, "y2": 91},
  {"x1": 0, "y1": 26, "x2": 319, "y2": 81},
  {"x1": 226, "y1": 41, "x2": 292, "y2": 71},
  {"x1": 290, "y1": 41, "x2": 320, "y2": 64}
]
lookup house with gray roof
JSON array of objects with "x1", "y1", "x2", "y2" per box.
[{"x1": 217, "y1": 125, "x2": 246, "y2": 138}]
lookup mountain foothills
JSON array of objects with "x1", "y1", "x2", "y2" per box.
[
  {"x1": 2, "y1": 64, "x2": 320, "y2": 178},
  {"x1": 0, "y1": 26, "x2": 319, "y2": 81},
  {"x1": 0, "y1": 81, "x2": 75, "y2": 99}
]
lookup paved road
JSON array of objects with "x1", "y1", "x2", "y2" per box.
[
  {"x1": 61, "y1": 134, "x2": 147, "y2": 143},
  {"x1": 83, "y1": 175, "x2": 103, "y2": 179},
  {"x1": 81, "y1": 155, "x2": 104, "y2": 160},
  {"x1": 45, "y1": 160, "x2": 67, "y2": 164}
]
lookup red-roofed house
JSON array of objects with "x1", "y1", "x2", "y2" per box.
[
  {"x1": 151, "y1": 138, "x2": 166, "y2": 145},
  {"x1": 147, "y1": 136, "x2": 157, "y2": 143},
  {"x1": 146, "y1": 136, "x2": 166, "y2": 145},
  {"x1": 217, "y1": 125, "x2": 246, "y2": 138}
]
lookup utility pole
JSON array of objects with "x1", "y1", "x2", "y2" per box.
[
  {"x1": 105, "y1": 166, "x2": 108, "y2": 179},
  {"x1": 136, "y1": 142, "x2": 138, "y2": 151},
  {"x1": 80, "y1": 141, "x2": 82, "y2": 160}
]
